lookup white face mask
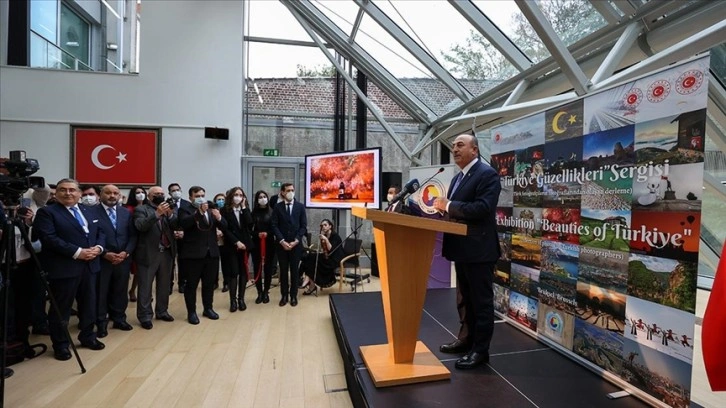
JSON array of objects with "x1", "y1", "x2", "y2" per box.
[
  {"x1": 285, "y1": 191, "x2": 294, "y2": 201},
  {"x1": 81, "y1": 195, "x2": 98, "y2": 206},
  {"x1": 387, "y1": 194, "x2": 394, "y2": 202},
  {"x1": 258, "y1": 197, "x2": 268, "y2": 206},
  {"x1": 193, "y1": 197, "x2": 206, "y2": 207},
  {"x1": 135, "y1": 193, "x2": 146, "y2": 202},
  {"x1": 171, "y1": 191, "x2": 182, "y2": 200},
  {"x1": 233, "y1": 196, "x2": 243, "y2": 205}
]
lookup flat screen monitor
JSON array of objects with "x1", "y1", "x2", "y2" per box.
[{"x1": 304, "y1": 147, "x2": 381, "y2": 209}]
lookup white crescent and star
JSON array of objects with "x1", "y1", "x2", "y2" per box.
[{"x1": 91, "y1": 144, "x2": 127, "y2": 170}]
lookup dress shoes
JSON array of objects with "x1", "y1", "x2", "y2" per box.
[
  {"x1": 440, "y1": 339, "x2": 471, "y2": 354},
  {"x1": 222, "y1": 284, "x2": 229, "y2": 293},
  {"x1": 290, "y1": 297, "x2": 298, "y2": 307},
  {"x1": 229, "y1": 299, "x2": 238, "y2": 313},
  {"x1": 279, "y1": 296, "x2": 288, "y2": 307},
  {"x1": 156, "y1": 313, "x2": 174, "y2": 322},
  {"x1": 255, "y1": 293, "x2": 263, "y2": 304},
  {"x1": 188, "y1": 313, "x2": 200, "y2": 325},
  {"x1": 454, "y1": 351, "x2": 489, "y2": 370},
  {"x1": 202, "y1": 309, "x2": 219, "y2": 320},
  {"x1": 54, "y1": 348, "x2": 72, "y2": 361},
  {"x1": 140, "y1": 321, "x2": 153, "y2": 330},
  {"x1": 262, "y1": 293, "x2": 270, "y2": 304},
  {"x1": 238, "y1": 300, "x2": 247, "y2": 311},
  {"x1": 97, "y1": 323, "x2": 108, "y2": 338},
  {"x1": 81, "y1": 339, "x2": 106, "y2": 351},
  {"x1": 112, "y1": 321, "x2": 134, "y2": 331}
]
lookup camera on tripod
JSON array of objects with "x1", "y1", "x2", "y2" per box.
[{"x1": 0, "y1": 150, "x2": 45, "y2": 207}]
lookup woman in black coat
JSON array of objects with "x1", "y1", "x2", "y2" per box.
[
  {"x1": 220, "y1": 187, "x2": 254, "y2": 312},
  {"x1": 250, "y1": 190, "x2": 276, "y2": 304}
]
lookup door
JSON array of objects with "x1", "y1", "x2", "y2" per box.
[{"x1": 241, "y1": 156, "x2": 305, "y2": 204}]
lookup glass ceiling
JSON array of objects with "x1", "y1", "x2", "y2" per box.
[{"x1": 245, "y1": 0, "x2": 726, "y2": 283}]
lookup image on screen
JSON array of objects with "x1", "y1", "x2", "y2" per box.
[{"x1": 304, "y1": 147, "x2": 381, "y2": 209}]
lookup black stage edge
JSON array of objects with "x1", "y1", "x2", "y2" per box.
[{"x1": 329, "y1": 289, "x2": 648, "y2": 408}]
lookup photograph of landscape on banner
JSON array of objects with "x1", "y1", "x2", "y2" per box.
[{"x1": 490, "y1": 55, "x2": 708, "y2": 408}]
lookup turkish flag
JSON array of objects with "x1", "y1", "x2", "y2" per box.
[
  {"x1": 702, "y1": 242, "x2": 726, "y2": 391},
  {"x1": 73, "y1": 128, "x2": 158, "y2": 185}
]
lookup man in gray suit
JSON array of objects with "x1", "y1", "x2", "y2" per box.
[{"x1": 133, "y1": 186, "x2": 177, "y2": 329}]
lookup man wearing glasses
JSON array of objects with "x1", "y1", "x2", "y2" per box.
[{"x1": 34, "y1": 178, "x2": 107, "y2": 361}]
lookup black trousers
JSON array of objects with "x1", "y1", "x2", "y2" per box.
[
  {"x1": 48, "y1": 269, "x2": 97, "y2": 350},
  {"x1": 97, "y1": 258, "x2": 131, "y2": 325},
  {"x1": 252, "y1": 239, "x2": 275, "y2": 294},
  {"x1": 6, "y1": 260, "x2": 35, "y2": 344},
  {"x1": 454, "y1": 261, "x2": 495, "y2": 354},
  {"x1": 183, "y1": 255, "x2": 218, "y2": 312},
  {"x1": 276, "y1": 244, "x2": 302, "y2": 298}
]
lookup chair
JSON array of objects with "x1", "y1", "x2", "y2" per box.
[{"x1": 338, "y1": 238, "x2": 369, "y2": 291}]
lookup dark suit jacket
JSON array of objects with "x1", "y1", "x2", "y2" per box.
[
  {"x1": 271, "y1": 200, "x2": 307, "y2": 244},
  {"x1": 133, "y1": 204, "x2": 178, "y2": 266},
  {"x1": 178, "y1": 206, "x2": 228, "y2": 259},
  {"x1": 96, "y1": 204, "x2": 137, "y2": 255},
  {"x1": 442, "y1": 160, "x2": 501, "y2": 264},
  {"x1": 34, "y1": 202, "x2": 105, "y2": 279},
  {"x1": 221, "y1": 206, "x2": 254, "y2": 249}
]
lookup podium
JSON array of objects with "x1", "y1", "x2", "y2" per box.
[{"x1": 351, "y1": 207, "x2": 467, "y2": 387}]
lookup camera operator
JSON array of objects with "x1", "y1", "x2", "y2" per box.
[{"x1": 33, "y1": 178, "x2": 107, "y2": 361}]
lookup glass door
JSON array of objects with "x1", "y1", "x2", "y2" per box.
[{"x1": 241, "y1": 156, "x2": 305, "y2": 204}]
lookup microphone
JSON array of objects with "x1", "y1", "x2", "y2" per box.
[
  {"x1": 387, "y1": 178, "x2": 420, "y2": 208},
  {"x1": 420, "y1": 167, "x2": 445, "y2": 188}
]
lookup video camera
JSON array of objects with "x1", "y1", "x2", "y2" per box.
[{"x1": 0, "y1": 150, "x2": 45, "y2": 207}]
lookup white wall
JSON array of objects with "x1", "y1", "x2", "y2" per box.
[{"x1": 0, "y1": 0, "x2": 243, "y2": 197}]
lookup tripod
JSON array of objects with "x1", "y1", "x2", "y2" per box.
[{"x1": 0, "y1": 204, "x2": 86, "y2": 401}]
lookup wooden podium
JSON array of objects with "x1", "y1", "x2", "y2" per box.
[{"x1": 351, "y1": 207, "x2": 467, "y2": 387}]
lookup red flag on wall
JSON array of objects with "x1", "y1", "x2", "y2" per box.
[
  {"x1": 702, "y1": 241, "x2": 726, "y2": 391},
  {"x1": 73, "y1": 128, "x2": 159, "y2": 185}
]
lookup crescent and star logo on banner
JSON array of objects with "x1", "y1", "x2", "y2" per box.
[{"x1": 91, "y1": 144, "x2": 127, "y2": 170}]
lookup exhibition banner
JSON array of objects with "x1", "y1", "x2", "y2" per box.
[{"x1": 490, "y1": 56, "x2": 708, "y2": 408}]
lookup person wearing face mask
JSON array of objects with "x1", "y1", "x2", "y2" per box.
[
  {"x1": 212, "y1": 193, "x2": 228, "y2": 292},
  {"x1": 220, "y1": 187, "x2": 254, "y2": 312},
  {"x1": 168, "y1": 183, "x2": 192, "y2": 294},
  {"x1": 251, "y1": 190, "x2": 275, "y2": 304},
  {"x1": 133, "y1": 186, "x2": 178, "y2": 329},
  {"x1": 385, "y1": 185, "x2": 404, "y2": 213},
  {"x1": 22, "y1": 186, "x2": 52, "y2": 335},
  {"x1": 271, "y1": 183, "x2": 307, "y2": 307},
  {"x1": 178, "y1": 186, "x2": 228, "y2": 324},
  {"x1": 80, "y1": 184, "x2": 100, "y2": 206},
  {"x1": 124, "y1": 186, "x2": 148, "y2": 302}
]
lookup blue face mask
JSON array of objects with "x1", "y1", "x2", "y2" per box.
[
  {"x1": 216, "y1": 199, "x2": 225, "y2": 208},
  {"x1": 193, "y1": 197, "x2": 206, "y2": 207}
]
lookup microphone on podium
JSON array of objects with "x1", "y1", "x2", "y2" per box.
[
  {"x1": 420, "y1": 167, "x2": 445, "y2": 188},
  {"x1": 387, "y1": 178, "x2": 419, "y2": 209}
]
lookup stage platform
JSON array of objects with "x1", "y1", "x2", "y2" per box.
[{"x1": 329, "y1": 288, "x2": 648, "y2": 408}]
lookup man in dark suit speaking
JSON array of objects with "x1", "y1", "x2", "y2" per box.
[
  {"x1": 434, "y1": 133, "x2": 501, "y2": 370},
  {"x1": 34, "y1": 178, "x2": 107, "y2": 361},
  {"x1": 271, "y1": 182, "x2": 307, "y2": 307}
]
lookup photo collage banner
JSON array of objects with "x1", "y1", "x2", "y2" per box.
[{"x1": 489, "y1": 56, "x2": 709, "y2": 408}]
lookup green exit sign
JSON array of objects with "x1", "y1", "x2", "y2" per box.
[
  {"x1": 263, "y1": 149, "x2": 279, "y2": 157},
  {"x1": 271, "y1": 181, "x2": 282, "y2": 188}
]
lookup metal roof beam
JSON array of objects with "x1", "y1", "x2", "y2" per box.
[
  {"x1": 353, "y1": 0, "x2": 473, "y2": 102},
  {"x1": 288, "y1": 6, "x2": 420, "y2": 164},
  {"x1": 588, "y1": 0, "x2": 622, "y2": 24},
  {"x1": 591, "y1": 19, "x2": 726, "y2": 91},
  {"x1": 590, "y1": 21, "x2": 643, "y2": 85},
  {"x1": 448, "y1": 0, "x2": 532, "y2": 72},
  {"x1": 515, "y1": 0, "x2": 590, "y2": 95},
  {"x1": 283, "y1": 1, "x2": 437, "y2": 124}
]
